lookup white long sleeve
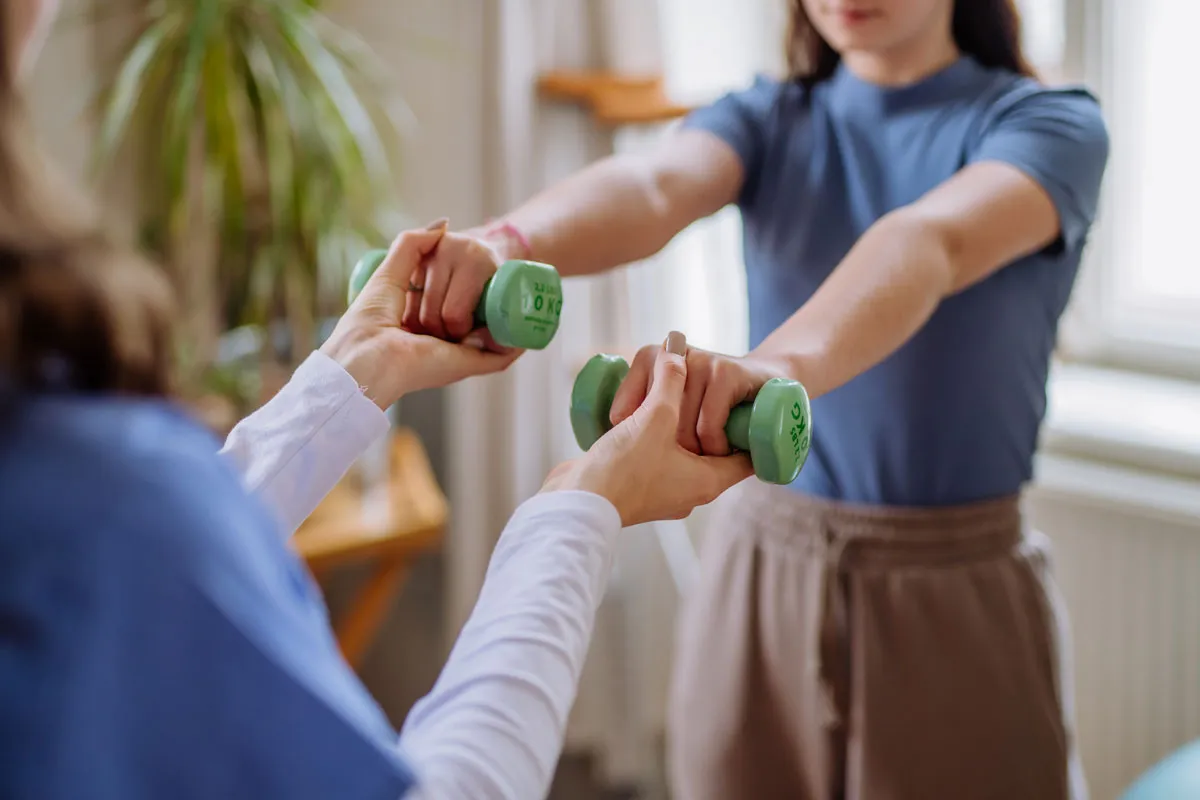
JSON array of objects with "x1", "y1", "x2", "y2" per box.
[
  {"x1": 219, "y1": 351, "x2": 390, "y2": 535},
  {"x1": 399, "y1": 490, "x2": 622, "y2": 800},
  {"x1": 217, "y1": 352, "x2": 624, "y2": 798}
]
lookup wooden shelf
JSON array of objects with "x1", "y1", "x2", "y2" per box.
[
  {"x1": 294, "y1": 428, "x2": 446, "y2": 573},
  {"x1": 537, "y1": 70, "x2": 694, "y2": 126}
]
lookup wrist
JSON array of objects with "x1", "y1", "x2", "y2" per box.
[
  {"x1": 540, "y1": 460, "x2": 629, "y2": 526},
  {"x1": 319, "y1": 328, "x2": 400, "y2": 410},
  {"x1": 477, "y1": 219, "x2": 532, "y2": 262},
  {"x1": 748, "y1": 348, "x2": 812, "y2": 386}
]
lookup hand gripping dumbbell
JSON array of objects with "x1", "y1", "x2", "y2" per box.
[
  {"x1": 347, "y1": 249, "x2": 564, "y2": 350},
  {"x1": 569, "y1": 354, "x2": 813, "y2": 485}
]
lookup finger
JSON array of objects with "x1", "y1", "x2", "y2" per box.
[
  {"x1": 419, "y1": 253, "x2": 453, "y2": 340},
  {"x1": 696, "y1": 361, "x2": 743, "y2": 457},
  {"x1": 442, "y1": 265, "x2": 483, "y2": 341},
  {"x1": 402, "y1": 260, "x2": 428, "y2": 332},
  {"x1": 692, "y1": 452, "x2": 755, "y2": 503},
  {"x1": 375, "y1": 221, "x2": 448, "y2": 293},
  {"x1": 433, "y1": 339, "x2": 523, "y2": 382},
  {"x1": 610, "y1": 344, "x2": 657, "y2": 426},
  {"x1": 645, "y1": 331, "x2": 688, "y2": 408},
  {"x1": 462, "y1": 327, "x2": 517, "y2": 356},
  {"x1": 675, "y1": 356, "x2": 706, "y2": 455}
]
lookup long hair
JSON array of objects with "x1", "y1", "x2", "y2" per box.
[
  {"x1": 0, "y1": 7, "x2": 174, "y2": 404},
  {"x1": 786, "y1": 0, "x2": 1035, "y2": 85}
]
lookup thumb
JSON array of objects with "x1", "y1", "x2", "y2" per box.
[
  {"x1": 375, "y1": 219, "x2": 449, "y2": 290},
  {"x1": 440, "y1": 339, "x2": 523, "y2": 380},
  {"x1": 695, "y1": 451, "x2": 755, "y2": 499},
  {"x1": 644, "y1": 331, "x2": 688, "y2": 413}
]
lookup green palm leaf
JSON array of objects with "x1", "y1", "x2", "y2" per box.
[{"x1": 91, "y1": 0, "x2": 405, "y2": 371}]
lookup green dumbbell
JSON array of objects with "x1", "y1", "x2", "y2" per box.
[
  {"x1": 569, "y1": 354, "x2": 813, "y2": 485},
  {"x1": 347, "y1": 249, "x2": 564, "y2": 350}
]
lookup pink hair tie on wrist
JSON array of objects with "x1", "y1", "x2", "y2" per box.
[{"x1": 484, "y1": 219, "x2": 532, "y2": 260}]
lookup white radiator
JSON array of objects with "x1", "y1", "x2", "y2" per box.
[{"x1": 1028, "y1": 454, "x2": 1200, "y2": 800}]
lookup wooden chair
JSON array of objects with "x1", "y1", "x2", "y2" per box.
[{"x1": 293, "y1": 429, "x2": 447, "y2": 669}]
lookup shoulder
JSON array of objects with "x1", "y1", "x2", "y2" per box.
[
  {"x1": 685, "y1": 73, "x2": 809, "y2": 131},
  {"x1": 0, "y1": 396, "x2": 264, "y2": 570},
  {"x1": 975, "y1": 71, "x2": 1108, "y2": 150}
]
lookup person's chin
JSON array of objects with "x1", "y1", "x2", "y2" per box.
[{"x1": 822, "y1": 28, "x2": 891, "y2": 53}]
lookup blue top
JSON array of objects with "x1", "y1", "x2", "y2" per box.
[
  {"x1": 684, "y1": 56, "x2": 1110, "y2": 506},
  {"x1": 0, "y1": 398, "x2": 415, "y2": 799}
]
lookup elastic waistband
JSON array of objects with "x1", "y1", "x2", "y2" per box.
[{"x1": 723, "y1": 482, "x2": 1023, "y2": 568}]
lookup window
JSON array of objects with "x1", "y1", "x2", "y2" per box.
[{"x1": 1056, "y1": 0, "x2": 1200, "y2": 376}]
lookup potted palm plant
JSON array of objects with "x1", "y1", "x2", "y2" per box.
[{"x1": 91, "y1": 0, "x2": 409, "y2": 417}]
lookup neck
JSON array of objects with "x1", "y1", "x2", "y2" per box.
[{"x1": 841, "y1": 32, "x2": 960, "y2": 86}]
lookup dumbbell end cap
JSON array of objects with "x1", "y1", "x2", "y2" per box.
[
  {"x1": 347, "y1": 249, "x2": 389, "y2": 306},
  {"x1": 484, "y1": 260, "x2": 563, "y2": 350},
  {"x1": 749, "y1": 377, "x2": 812, "y2": 485},
  {"x1": 569, "y1": 354, "x2": 630, "y2": 451}
]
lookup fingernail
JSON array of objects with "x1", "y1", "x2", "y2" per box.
[
  {"x1": 664, "y1": 331, "x2": 687, "y2": 356},
  {"x1": 425, "y1": 217, "x2": 450, "y2": 231},
  {"x1": 462, "y1": 333, "x2": 485, "y2": 349}
]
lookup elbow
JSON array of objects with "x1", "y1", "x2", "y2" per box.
[
  {"x1": 644, "y1": 159, "x2": 730, "y2": 244},
  {"x1": 882, "y1": 208, "x2": 961, "y2": 297}
]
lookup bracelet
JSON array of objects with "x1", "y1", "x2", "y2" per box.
[{"x1": 483, "y1": 219, "x2": 532, "y2": 260}]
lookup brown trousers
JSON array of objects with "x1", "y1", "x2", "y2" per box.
[{"x1": 666, "y1": 482, "x2": 1086, "y2": 800}]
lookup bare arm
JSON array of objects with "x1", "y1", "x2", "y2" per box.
[
  {"x1": 754, "y1": 162, "x2": 1062, "y2": 398},
  {"x1": 479, "y1": 130, "x2": 744, "y2": 277}
]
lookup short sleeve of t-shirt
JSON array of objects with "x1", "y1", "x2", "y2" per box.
[
  {"x1": 0, "y1": 402, "x2": 415, "y2": 800},
  {"x1": 681, "y1": 75, "x2": 786, "y2": 205},
  {"x1": 969, "y1": 85, "x2": 1110, "y2": 254}
]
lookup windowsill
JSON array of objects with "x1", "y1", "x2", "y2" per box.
[
  {"x1": 1035, "y1": 361, "x2": 1200, "y2": 522},
  {"x1": 1042, "y1": 361, "x2": 1200, "y2": 478}
]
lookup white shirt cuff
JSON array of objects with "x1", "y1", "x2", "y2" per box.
[{"x1": 220, "y1": 351, "x2": 390, "y2": 535}]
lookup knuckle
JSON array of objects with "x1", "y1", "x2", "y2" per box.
[
  {"x1": 469, "y1": 239, "x2": 498, "y2": 265},
  {"x1": 661, "y1": 358, "x2": 687, "y2": 381},
  {"x1": 709, "y1": 355, "x2": 734, "y2": 381},
  {"x1": 647, "y1": 402, "x2": 676, "y2": 428}
]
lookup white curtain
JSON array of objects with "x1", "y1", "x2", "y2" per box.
[{"x1": 445, "y1": 0, "x2": 776, "y2": 790}]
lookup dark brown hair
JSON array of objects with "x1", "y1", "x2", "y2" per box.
[
  {"x1": 786, "y1": 0, "x2": 1035, "y2": 85},
  {"x1": 0, "y1": 7, "x2": 174, "y2": 403}
]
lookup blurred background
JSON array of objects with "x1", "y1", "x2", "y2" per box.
[{"x1": 33, "y1": 0, "x2": 1199, "y2": 798}]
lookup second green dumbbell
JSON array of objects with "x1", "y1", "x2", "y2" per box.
[
  {"x1": 347, "y1": 249, "x2": 564, "y2": 350},
  {"x1": 569, "y1": 354, "x2": 813, "y2": 485}
]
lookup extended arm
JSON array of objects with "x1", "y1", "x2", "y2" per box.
[
  {"x1": 479, "y1": 130, "x2": 742, "y2": 276},
  {"x1": 400, "y1": 491, "x2": 622, "y2": 799},
  {"x1": 754, "y1": 88, "x2": 1110, "y2": 399},
  {"x1": 219, "y1": 351, "x2": 389, "y2": 536},
  {"x1": 754, "y1": 162, "x2": 1062, "y2": 398}
]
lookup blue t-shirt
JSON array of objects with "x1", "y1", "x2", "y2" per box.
[
  {"x1": 0, "y1": 398, "x2": 415, "y2": 799},
  {"x1": 684, "y1": 56, "x2": 1110, "y2": 506}
]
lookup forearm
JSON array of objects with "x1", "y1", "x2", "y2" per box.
[
  {"x1": 219, "y1": 352, "x2": 389, "y2": 535},
  {"x1": 472, "y1": 153, "x2": 679, "y2": 276},
  {"x1": 754, "y1": 211, "x2": 955, "y2": 399},
  {"x1": 399, "y1": 491, "x2": 621, "y2": 799},
  {"x1": 475, "y1": 131, "x2": 740, "y2": 277}
]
